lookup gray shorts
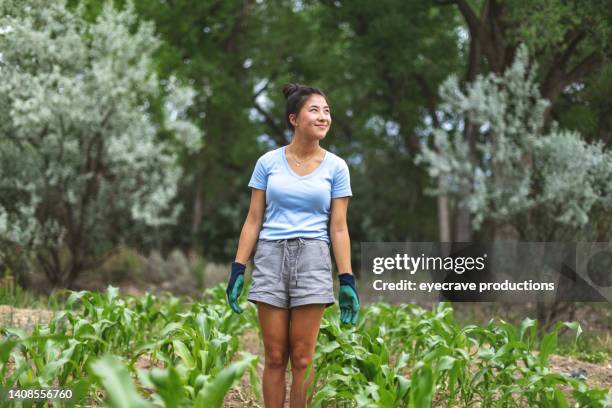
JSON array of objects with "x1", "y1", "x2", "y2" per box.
[{"x1": 247, "y1": 237, "x2": 335, "y2": 309}]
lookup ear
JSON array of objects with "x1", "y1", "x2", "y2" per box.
[{"x1": 289, "y1": 113, "x2": 298, "y2": 128}]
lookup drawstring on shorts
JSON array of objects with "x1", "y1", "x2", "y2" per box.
[{"x1": 276, "y1": 238, "x2": 305, "y2": 288}]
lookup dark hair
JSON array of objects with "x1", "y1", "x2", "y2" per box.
[{"x1": 282, "y1": 83, "x2": 329, "y2": 131}]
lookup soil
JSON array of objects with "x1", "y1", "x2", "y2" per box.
[{"x1": 0, "y1": 305, "x2": 54, "y2": 331}]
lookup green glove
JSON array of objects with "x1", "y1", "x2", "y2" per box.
[
  {"x1": 338, "y1": 273, "x2": 359, "y2": 325},
  {"x1": 227, "y1": 261, "x2": 245, "y2": 314}
]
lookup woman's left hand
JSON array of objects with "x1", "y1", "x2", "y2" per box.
[
  {"x1": 338, "y1": 273, "x2": 359, "y2": 325},
  {"x1": 226, "y1": 261, "x2": 246, "y2": 314}
]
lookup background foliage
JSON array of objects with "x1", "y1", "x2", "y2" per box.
[{"x1": 0, "y1": 0, "x2": 610, "y2": 287}]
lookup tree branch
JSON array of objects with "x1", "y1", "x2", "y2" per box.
[
  {"x1": 252, "y1": 101, "x2": 288, "y2": 146},
  {"x1": 414, "y1": 73, "x2": 439, "y2": 129},
  {"x1": 222, "y1": 0, "x2": 253, "y2": 53},
  {"x1": 565, "y1": 51, "x2": 607, "y2": 85},
  {"x1": 557, "y1": 29, "x2": 586, "y2": 70},
  {"x1": 455, "y1": 0, "x2": 484, "y2": 39}
]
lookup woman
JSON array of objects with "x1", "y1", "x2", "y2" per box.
[{"x1": 225, "y1": 83, "x2": 360, "y2": 408}]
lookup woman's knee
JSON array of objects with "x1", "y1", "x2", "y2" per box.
[
  {"x1": 265, "y1": 348, "x2": 289, "y2": 370},
  {"x1": 290, "y1": 346, "x2": 313, "y2": 371}
]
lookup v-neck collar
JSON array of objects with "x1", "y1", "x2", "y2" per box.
[{"x1": 282, "y1": 146, "x2": 328, "y2": 179}]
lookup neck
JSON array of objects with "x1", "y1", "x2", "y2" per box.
[{"x1": 289, "y1": 133, "x2": 320, "y2": 157}]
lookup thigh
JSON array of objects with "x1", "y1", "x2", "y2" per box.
[
  {"x1": 289, "y1": 304, "x2": 326, "y2": 355},
  {"x1": 258, "y1": 302, "x2": 290, "y2": 355}
]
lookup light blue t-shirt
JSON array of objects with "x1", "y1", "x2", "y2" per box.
[{"x1": 248, "y1": 146, "x2": 352, "y2": 243}]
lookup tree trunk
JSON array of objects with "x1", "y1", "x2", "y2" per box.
[
  {"x1": 191, "y1": 171, "x2": 204, "y2": 238},
  {"x1": 438, "y1": 189, "x2": 451, "y2": 242},
  {"x1": 454, "y1": 203, "x2": 473, "y2": 241}
]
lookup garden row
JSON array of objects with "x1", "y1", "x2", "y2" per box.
[{"x1": 1, "y1": 285, "x2": 610, "y2": 407}]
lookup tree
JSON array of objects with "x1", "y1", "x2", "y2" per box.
[
  {"x1": 416, "y1": 45, "x2": 612, "y2": 327},
  {"x1": 417, "y1": 45, "x2": 611, "y2": 242},
  {"x1": 119, "y1": 0, "x2": 275, "y2": 257},
  {"x1": 0, "y1": 0, "x2": 201, "y2": 287},
  {"x1": 438, "y1": 0, "x2": 612, "y2": 240}
]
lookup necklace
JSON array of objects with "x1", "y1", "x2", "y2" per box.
[{"x1": 289, "y1": 146, "x2": 320, "y2": 167}]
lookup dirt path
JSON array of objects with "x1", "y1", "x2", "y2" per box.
[{"x1": 0, "y1": 305, "x2": 54, "y2": 330}]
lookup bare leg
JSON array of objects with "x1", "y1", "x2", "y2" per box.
[
  {"x1": 257, "y1": 303, "x2": 290, "y2": 408},
  {"x1": 289, "y1": 304, "x2": 326, "y2": 408}
]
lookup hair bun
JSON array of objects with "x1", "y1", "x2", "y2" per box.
[{"x1": 282, "y1": 83, "x2": 303, "y2": 99}]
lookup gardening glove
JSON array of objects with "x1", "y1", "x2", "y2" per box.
[
  {"x1": 338, "y1": 273, "x2": 359, "y2": 325},
  {"x1": 226, "y1": 261, "x2": 245, "y2": 314}
]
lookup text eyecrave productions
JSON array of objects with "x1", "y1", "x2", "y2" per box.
[{"x1": 372, "y1": 279, "x2": 555, "y2": 292}]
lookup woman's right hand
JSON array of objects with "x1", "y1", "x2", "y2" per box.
[{"x1": 227, "y1": 261, "x2": 246, "y2": 314}]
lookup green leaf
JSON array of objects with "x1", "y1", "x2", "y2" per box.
[
  {"x1": 562, "y1": 321, "x2": 582, "y2": 344},
  {"x1": 553, "y1": 388, "x2": 569, "y2": 408},
  {"x1": 519, "y1": 317, "x2": 537, "y2": 342},
  {"x1": 160, "y1": 322, "x2": 184, "y2": 337},
  {"x1": 320, "y1": 341, "x2": 340, "y2": 354},
  {"x1": 409, "y1": 363, "x2": 434, "y2": 408},
  {"x1": 436, "y1": 355, "x2": 456, "y2": 372},
  {"x1": 106, "y1": 285, "x2": 119, "y2": 303},
  {"x1": 396, "y1": 375, "x2": 410, "y2": 400},
  {"x1": 0, "y1": 340, "x2": 16, "y2": 367},
  {"x1": 195, "y1": 354, "x2": 257, "y2": 408},
  {"x1": 89, "y1": 355, "x2": 152, "y2": 408},
  {"x1": 149, "y1": 366, "x2": 185, "y2": 408},
  {"x1": 539, "y1": 331, "x2": 557, "y2": 365},
  {"x1": 173, "y1": 340, "x2": 195, "y2": 369},
  {"x1": 62, "y1": 379, "x2": 91, "y2": 407}
]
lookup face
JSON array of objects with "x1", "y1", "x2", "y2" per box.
[{"x1": 289, "y1": 94, "x2": 332, "y2": 140}]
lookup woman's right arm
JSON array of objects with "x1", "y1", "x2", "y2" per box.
[{"x1": 234, "y1": 188, "x2": 266, "y2": 264}]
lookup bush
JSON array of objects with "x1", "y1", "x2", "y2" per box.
[{"x1": 99, "y1": 246, "x2": 144, "y2": 283}]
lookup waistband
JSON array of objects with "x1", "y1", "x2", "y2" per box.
[
  {"x1": 259, "y1": 238, "x2": 329, "y2": 247},
  {"x1": 257, "y1": 238, "x2": 329, "y2": 287}
]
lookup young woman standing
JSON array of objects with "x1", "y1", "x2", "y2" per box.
[{"x1": 226, "y1": 83, "x2": 359, "y2": 408}]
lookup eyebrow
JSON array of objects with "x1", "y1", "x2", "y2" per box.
[{"x1": 308, "y1": 105, "x2": 330, "y2": 109}]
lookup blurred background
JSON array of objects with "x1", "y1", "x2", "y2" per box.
[{"x1": 0, "y1": 0, "x2": 610, "y2": 332}]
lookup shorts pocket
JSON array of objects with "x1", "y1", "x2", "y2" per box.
[
  {"x1": 253, "y1": 241, "x2": 274, "y2": 265},
  {"x1": 300, "y1": 242, "x2": 332, "y2": 285},
  {"x1": 316, "y1": 241, "x2": 332, "y2": 271},
  {"x1": 252, "y1": 242, "x2": 281, "y2": 289}
]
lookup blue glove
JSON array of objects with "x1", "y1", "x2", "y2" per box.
[
  {"x1": 227, "y1": 261, "x2": 245, "y2": 314},
  {"x1": 338, "y1": 273, "x2": 359, "y2": 325}
]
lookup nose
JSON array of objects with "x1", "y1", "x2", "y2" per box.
[{"x1": 317, "y1": 112, "x2": 331, "y2": 123}]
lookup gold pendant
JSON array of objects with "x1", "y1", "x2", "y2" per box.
[{"x1": 296, "y1": 163, "x2": 301, "y2": 167}]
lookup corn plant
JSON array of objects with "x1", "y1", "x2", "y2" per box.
[
  {"x1": 0, "y1": 285, "x2": 257, "y2": 407},
  {"x1": 310, "y1": 302, "x2": 610, "y2": 407},
  {"x1": 1, "y1": 286, "x2": 610, "y2": 407}
]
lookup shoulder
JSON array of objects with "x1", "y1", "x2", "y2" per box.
[
  {"x1": 324, "y1": 150, "x2": 350, "y2": 172},
  {"x1": 256, "y1": 147, "x2": 283, "y2": 167}
]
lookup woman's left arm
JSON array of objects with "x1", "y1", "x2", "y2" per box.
[
  {"x1": 330, "y1": 197, "x2": 352, "y2": 274},
  {"x1": 331, "y1": 197, "x2": 359, "y2": 325}
]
